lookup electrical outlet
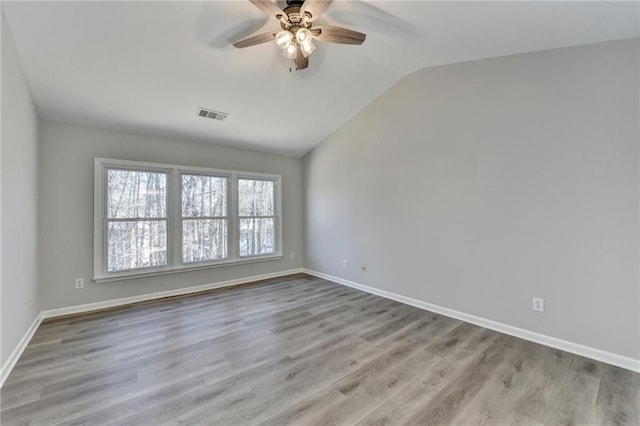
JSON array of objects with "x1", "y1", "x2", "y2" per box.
[
  {"x1": 75, "y1": 278, "x2": 84, "y2": 289},
  {"x1": 342, "y1": 259, "x2": 348, "y2": 268},
  {"x1": 361, "y1": 263, "x2": 367, "y2": 271},
  {"x1": 289, "y1": 252, "x2": 295, "y2": 260},
  {"x1": 533, "y1": 297, "x2": 544, "y2": 312}
]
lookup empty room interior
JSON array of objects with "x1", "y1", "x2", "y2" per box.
[{"x1": 1, "y1": 1, "x2": 639, "y2": 425}]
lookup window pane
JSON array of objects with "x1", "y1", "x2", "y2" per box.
[
  {"x1": 182, "y1": 219, "x2": 228, "y2": 263},
  {"x1": 182, "y1": 175, "x2": 227, "y2": 217},
  {"x1": 239, "y1": 179, "x2": 274, "y2": 217},
  {"x1": 107, "y1": 169, "x2": 167, "y2": 218},
  {"x1": 239, "y1": 218, "x2": 274, "y2": 257},
  {"x1": 107, "y1": 220, "x2": 167, "y2": 272}
]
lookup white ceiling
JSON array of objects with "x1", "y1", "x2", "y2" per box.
[{"x1": 3, "y1": 1, "x2": 638, "y2": 157}]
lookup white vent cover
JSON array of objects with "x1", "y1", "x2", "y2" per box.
[{"x1": 197, "y1": 107, "x2": 227, "y2": 121}]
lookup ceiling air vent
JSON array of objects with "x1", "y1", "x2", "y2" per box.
[{"x1": 197, "y1": 107, "x2": 228, "y2": 121}]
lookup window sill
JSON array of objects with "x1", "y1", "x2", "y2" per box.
[{"x1": 93, "y1": 254, "x2": 283, "y2": 283}]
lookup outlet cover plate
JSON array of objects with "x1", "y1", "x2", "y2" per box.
[{"x1": 533, "y1": 297, "x2": 544, "y2": 312}]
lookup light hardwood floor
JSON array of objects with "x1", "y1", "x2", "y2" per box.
[{"x1": 1, "y1": 274, "x2": 638, "y2": 425}]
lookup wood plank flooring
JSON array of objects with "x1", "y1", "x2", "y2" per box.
[{"x1": 1, "y1": 274, "x2": 638, "y2": 425}]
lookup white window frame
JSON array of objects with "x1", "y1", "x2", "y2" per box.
[
  {"x1": 179, "y1": 172, "x2": 231, "y2": 264},
  {"x1": 238, "y1": 176, "x2": 278, "y2": 258},
  {"x1": 94, "y1": 158, "x2": 282, "y2": 283}
]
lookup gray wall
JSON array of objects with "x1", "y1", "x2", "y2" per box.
[
  {"x1": 303, "y1": 39, "x2": 639, "y2": 360},
  {"x1": 1, "y1": 14, "x2": 40, "y2": 366},
  {"x1": 38, "y1": 121, "x2": 303, "y2": 310}
]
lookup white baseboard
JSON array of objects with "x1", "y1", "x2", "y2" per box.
[
  {"x1": 1, "y1": 312, "x2": 43, "y2": 388},
  {"x1": 41, "y1": 268, "x2": 304, "y2": 319},
  {"x1": 303, "y1": 268, "x2": 640, "y2": 373},
  {"x1": 0, "y1": 268, "x2": 303, "y2": 388}
]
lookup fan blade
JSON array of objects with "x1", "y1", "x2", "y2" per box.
[
  {"x1": 311, "y1": 25, "x2": 366, "y2": 45},
  {"x1": 295, "y1": 46, "x2": 309, "y2": 70},
  {"x1": 233, "y1": 31, "x2": 277, "y2": 48},
  {"x1": 249, "y1": 0, "x2": 286, "y2": 19},
  {"x1": 300, "y1": 0, "x2": 333, "y2": 22}
]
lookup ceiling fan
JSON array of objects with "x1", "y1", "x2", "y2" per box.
[{"x1": 233, "y1": 0, "x2": 366, "y2": 70}]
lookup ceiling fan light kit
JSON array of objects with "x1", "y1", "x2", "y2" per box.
[
  {"x1": 233, "y1": 0, "x2": 366, "y2": 70},
  {"x1": 277, "y1": 27, "x2": 315, "y2": 58}
]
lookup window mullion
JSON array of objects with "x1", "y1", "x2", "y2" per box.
[
  {"x1": 100, "y1": 164, "x2": 108, "y2": 277},
  {"x1": 106, "y1": 217, "x2": 169, "y2": 222},
  {"x1": 229, "y1": 174, "x2": 238, "y2": 261},
  {"x1": 181, "y1": 216, "x2": 228, "y2": 220},
  {"x1": 170, "y1": 168, "x2": 181, "y2": 269},
  {"x1": 275, "y1": 176, "x2": 282, "y2": 258}
]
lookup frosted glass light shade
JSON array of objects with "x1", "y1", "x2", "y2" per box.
[
  {"x1": 295, "y1": 28, "x2": 312, "y2": 45},
  {"x1": 275, "y1": 31, "x2": 293, "y2": 49},
  {"x1": 300, "y1": 41, "x2": 316, "y2": 57},
  {"x1": 284, "y1": 43, "x2": 297, "y2": 59}
]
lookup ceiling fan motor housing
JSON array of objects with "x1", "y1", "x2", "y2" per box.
[{"x1": 281, "y1": 7, "x2": 307, "y2": 28}]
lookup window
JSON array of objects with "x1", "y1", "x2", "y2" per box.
[
  {"x1": 106, "y1": 169, "x2": 168, "y2": 272},
  {"x1": 94, "y1": 158, "x2": 282, "y2": 282},
  {"x1": 181, "y1": 174, "x2": 228, "y2": 263},
  {"x1": 239, "y1": 179, "x2": 275, "y2": 257}
]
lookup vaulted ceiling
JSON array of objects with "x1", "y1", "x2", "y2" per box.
[{"x1": 3, "y1": 1, "x2": 638, "y2": 156}]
